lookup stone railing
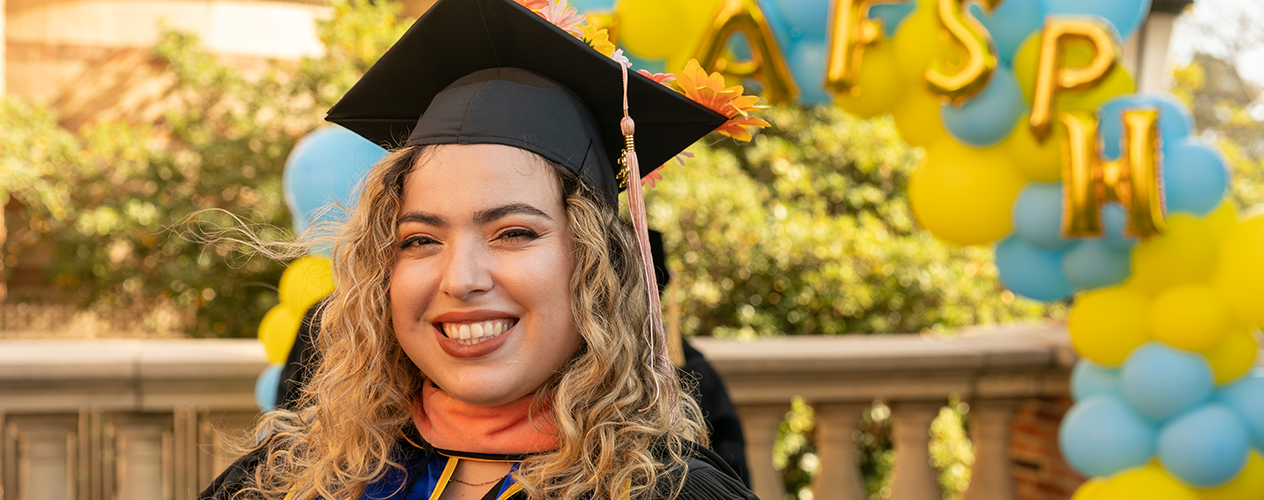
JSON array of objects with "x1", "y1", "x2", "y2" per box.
[{"x1": 0, "y1": 327, "x2": 1080, "y2": 500}]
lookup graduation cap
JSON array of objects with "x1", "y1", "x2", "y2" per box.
[{"x1": 326, "y1": 0, "x2": 733, "y2": 206}]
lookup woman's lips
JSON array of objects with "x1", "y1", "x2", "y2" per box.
[{"x1": 431, "y1": 311, "x2": 519, "y2": 359}]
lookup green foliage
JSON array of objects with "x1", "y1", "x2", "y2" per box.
[
  {"x1": 1172, "y1": 57, "x2": 1264, "y2": 210},
  {"x1": 648, "y1": 105, "x2": 1064, "y2": 338},
  {"x1": 929, "y1": 399, "x2": 974, "y2": 500},
  {"x1": 1, "y1": 0, "x2": 410, "y2": 336},
  {"x1": 773, "y1": 397, "x2": 817, "y2": 500}
]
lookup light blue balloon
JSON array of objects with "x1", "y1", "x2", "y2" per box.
[
  {"x1": 1059, "y1": 394, "x2": 1158, "y2": 477},
  {"x1": 995, "y1": 236, "x2": 1074, "y2": 302},
  {"x1": 727, "y1": 31, "x2": 754, "y2": 62},
  {"x1": 759, "y1": 0, "x2": 799, "y2": 47},
  {"x1": 255, "y1": 363, "x2": 283, "y2": 413},
  {"x1": 1072, "y1": 359, "x2": 1122, "y2": 401},
  {"x1": 1041, "y1": 0, "x2": 1148, "y2": 40},
  {"x1": 283, "y1": 126, "x2": 388, "y2": 231},
  {"x1": 1158, "y1": 403, "x2": 1252, "y2": 487},
  {"x1": 941, "y1": 65, "x2": 1026, "y2": 147},
  {"x1": 1218, "y1": 369, "x2": 1264, "y2": 451},
  {"x1": 1013, "y1": 182, "x2": 1071, "y2": 250},
  {"x1": 1101, "y1": 203, "x2": 1137, "y2": 250},
  {"x1": 870, "y1": 3, "x2": 917, "y2": 38},
  {"x1": 774, "y1": 0, "x2": 830, "y2": 36},
  {"x1": 1062, "y1": 240, "x2": 1131, "y2": 290},
  {"x1": 567, "y1": 0, "x2": 614, "y2": 12},
  {"x1": 1121, "y1": 342, "x2": 1215, "y2": 422},
  {"x1": 968, "y1": 0, "x2": 1046, "y2": 66},
  {"x1": 787, "y1": 37, "x2": 832, "y2": 106},
  {"x1": 1098, "y1": 94, "x2": 1195, "y2": 160},
  {"x1": 1164, "y1": 138, "x2": 1229, "y2": 216}
]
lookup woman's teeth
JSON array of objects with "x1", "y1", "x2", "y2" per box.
[{"x1": 442, "y1": 319, "x2": 515, "y2": 346}]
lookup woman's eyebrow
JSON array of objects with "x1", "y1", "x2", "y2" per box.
[
  {"x1": 475, "y1": 203, "x2": 553, "y2": 225},
  {"x1": 398, "y1": 212, "x2": 447, "y2": 228}
]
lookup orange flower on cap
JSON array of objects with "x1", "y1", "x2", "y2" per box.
[{"x1": 674, "y1": 59, "x2": 769, "y2": 142}]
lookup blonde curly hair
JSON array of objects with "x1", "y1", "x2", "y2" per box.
[{"x1": 234, "y1": 145, "x2": 706, "y2": 500}]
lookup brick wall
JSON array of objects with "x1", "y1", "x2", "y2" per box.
[{"x1": 1011, "y1": 397, "x2": 1085, "y2": 500}]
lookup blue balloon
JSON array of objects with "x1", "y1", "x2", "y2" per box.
[
  {"x1": 1121, "y1": 342, "x2": 1215, "y2": 422},
  {"x1": 283, "y1": 126, "x2": 388, "y2": 232},
  {"x1": 1101, "y1": 203, "x2": 1137, "y2": 250},
  {"x1": 567, "y1": 0, "x2": 615, "y2": 12},
  {"x1": 1041, "y1": 0, "x2": 1149, "y2": 40},
  {"x1": 1072, "y1": 359, "x2": 1123, "y2": 401},
  {"x1": 1060, "y1": 394, "x2": 1158, "y2": 477},
  {"x1": 1013, "y1": 182, "x2": 1071, "y2": 250},
  {"x1": 968, "y1": 0, "x2": 1046, "y2": 66},
  {"x1": 759, "y1": 0, "x2": 799, "y2": 48},
  {"x1": 787, "y1": 37, "x2": 832, "y2": 106},
  {"x1": 941, "y1": 65, "x2": 1026, "y2": 147},
  {"x1": 1218, "y1": 370, "x2": 1264, "y2": 451},
  {"x1": 870, "y1": 3, "x2": 917, "y2": 38},
  {"x1": 255, "y1": 363, "x2": 283, "y2": 413},
  {"x1": 1158, "y1": 403, "x2": 1252, "y2": 487},
  {"x1": 1164, "y1": 138, "x2": 1229, "y2": 216},
  {"x1": 995, "y1": 236, "x2": 1074, "y2": 302},
  {"x1": 1062, "y1": 240, "x2": 1131, "y2": 290},
  {"x1": 774, "y1": 0, "x2": 830, "y2": 36},
  {"x1": 1098, "y1": 94, "x2": 1195, "y2": 160}
]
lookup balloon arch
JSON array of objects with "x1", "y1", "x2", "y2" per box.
[{"x1": 269, "y1": 0, "x2": 1264, "y2": 497}]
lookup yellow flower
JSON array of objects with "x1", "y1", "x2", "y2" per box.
[{"x1": 583, "y1": 24, "x2": 616, "y2": 57}]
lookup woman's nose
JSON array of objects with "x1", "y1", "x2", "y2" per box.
[{"x1": 439, "y1": 241, "x2": 493, "y2": 300}]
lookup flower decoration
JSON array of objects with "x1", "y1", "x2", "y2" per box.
[
  {"x1": 637, "y1": 69, "x2": 676, "y2": 88},
  {"x1": 583, "y1": 23, "x2": 616, "y2": 58},
  {"x1": 673, "y1": 59, "x2": 769, "y2": 142},
  {"x1": 537, "y1": 0, "x2": 585, "y2": 37},
  {"x1": 513, "y1": 0, "x2": 548, "y2": 10}
]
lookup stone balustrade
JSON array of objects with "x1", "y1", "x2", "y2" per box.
[{"x1": 0, "y1": 326, "x2": 1080, "y2": 500}]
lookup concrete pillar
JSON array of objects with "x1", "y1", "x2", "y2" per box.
[
  {"x1": 810, "y1": 404, "x2": 866, "y2": 500},
  {"x1": 737, "y1": 404, "x2": 790, "y2": 500},
  {"x1": 114, "y1": 418, "x2": 167, "y2": 500},
  {"x1": 888, "y1": 402, "x2": 942, "y2": 500},
  {"x1": 962, "y1": 400, "x2": 1020, "y2": 500},
  {"x1": 16, "y1": 418, "x2": 76, "y2": 500}
]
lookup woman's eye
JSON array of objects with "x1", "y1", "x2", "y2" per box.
[
  {"x1": 399, "y1": 235, "x2": 438, "y2": 249},
  {"x1": 496, "y1": 228, "x2": 540, "y2": 242}
]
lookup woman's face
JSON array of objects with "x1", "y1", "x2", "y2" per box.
[{"x1": 390, "y1": 144, "x2": 580, "y2": 407}]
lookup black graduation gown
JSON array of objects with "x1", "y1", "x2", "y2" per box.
[{"x1": 198, "y1": 428, "x2": 758, "y2": 500}]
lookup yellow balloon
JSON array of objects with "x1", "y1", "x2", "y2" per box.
[
  {"x1": 1205, "y1": 329, "x2": 1259, "y2": 385},
  {"x1": 892, "y1": 9, "x2": 960, "y2": 82},
  {"x1": 279, "y1": 256, "x2": 335, "y2": 313},
  {"x1": 893, "y1": 86, "x2": 949, "y2": 148},
  {"x1": 834, "y1": 42, "x2": 908, "y2": 119},
  {"x1": 1204, "y1": 203, "x2": 1239, "y2": 238},
  {"x1": 1130, "y1": 215, "x2": 1220, "y2": 294},
  {"x1": 1004, "y1": 112, "x2": 1063, "y2": 182},
  {"x1": 1201, "y1": 451, "x2": 1264, "y2": 500},
  {"x1": 618, "y1": 0, "x2": 705, "y2": 59},
  {"x1": 907, "y1": 140, "x2": 1025, "y2": 246},
  {"x1": 1096, "y1": 463, "x2": 1201, "y2": 500},
  {"x1": 1148, "y1": 285, "x2": 1231, "y2": 353},
  {"x1": 1214, "y1": 214, "x2": 1264, "y2": 326},
  {"x1": 1069, "y1": 287, "x2": 1151, "y2": 366},
  {"x1": 258, "y1": 304, "x2": 301, "y2": 364},
  {"x1": 1072, "y1": 479, "x2": 1106, "y2": 500}
]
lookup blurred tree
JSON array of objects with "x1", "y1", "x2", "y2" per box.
[
  {"x1": 0, "y1": 0, "x2": 410, "y2": 337},
  {"x1": 648, "y1": 105, "x2": 1063, "y2": 339},
  {"x1": 1172, "y1": 53, "x2": 1264, "y2": 209}
]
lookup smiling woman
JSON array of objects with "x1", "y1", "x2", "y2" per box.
[{"x1": 196, "y1": 0, "x2": 765, "y2": 499}]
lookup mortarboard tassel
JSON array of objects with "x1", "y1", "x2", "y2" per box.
[{"x1": 619, "y1": 63, "x2": 669, "y2": 414}]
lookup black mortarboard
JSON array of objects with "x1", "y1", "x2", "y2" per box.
[{"x1": 325, "y1": 0, "x2": 728, "y2": 205}]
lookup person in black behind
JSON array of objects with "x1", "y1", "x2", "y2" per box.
[{"x1": 275, "y1": 229, "x2": 751, "y2": 486}]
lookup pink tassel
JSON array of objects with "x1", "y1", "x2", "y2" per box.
[{"x1": 620, "y1": 64, "x2": 669, "y2": 414}]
